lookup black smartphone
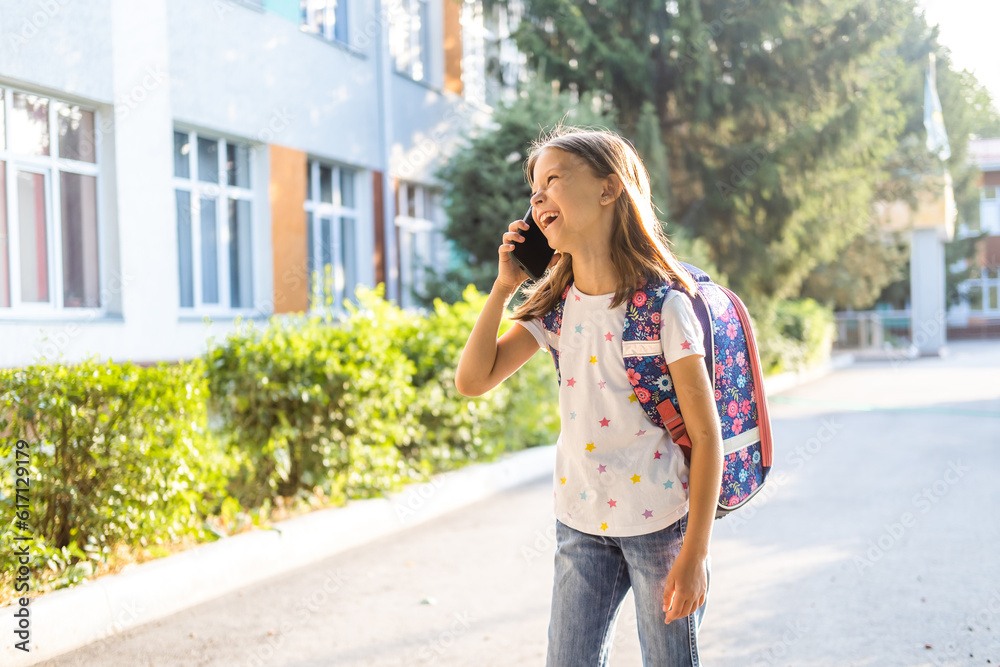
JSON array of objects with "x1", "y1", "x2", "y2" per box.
[{"x1": 508, "y1": 205, "x2": 556, "y2": 281}]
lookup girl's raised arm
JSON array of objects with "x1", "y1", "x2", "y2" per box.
[{"x1": 454, "y1": 218, "x2": 550, "y2": 397}]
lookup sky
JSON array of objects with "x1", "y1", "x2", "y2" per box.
[{"x1": 917, "y1": 0, "x2": 1000, "y2": 113}]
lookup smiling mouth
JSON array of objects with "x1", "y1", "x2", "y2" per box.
[{"x1": 539, "y1": 212, "x2": 559, "y2": 230}]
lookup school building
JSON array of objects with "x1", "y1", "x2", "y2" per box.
[
  {"x1": 0, "y1": 0, "x2": 526, "y2": 368},
  {"x1": 950, "y1": 137, "x2": 1000, "y2": 328}
]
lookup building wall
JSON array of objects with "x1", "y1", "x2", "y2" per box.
[
  {"x1": 166, "y1": 0, "x2": 382, "y2": 170},
  {"x1": 0, "y1": 0, "x2": 503, "y2": 368}
]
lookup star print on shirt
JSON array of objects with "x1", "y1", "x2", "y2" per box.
[
  {"x1": 597, "y1": 464, "x2": 607, "y2": 473},
  {"x1": 642, "y1": 509, "x2": 654, "y2": 519},
  {"x1": 604, "y1": 332, "x2": 614, "y2": 341},
  {"x1": 599, "y1": 417, "x2": 610, "y2": 427},
  {"x1": 570, "y1": 412, "x2": 576, "y2": 419},
  {"x1": 575, "y1": 324, "x2": 584, "y2": 334},
  {"x1": 598, "y1": 380, "x2": 607, "y2": 389},
  {"x1": 635, "y1": 429, "x2": 646, "y2": 437},
  {"x1": 580, "y1": 491, "x2": 587, "y2": 500},
  {"x1": 589, "y1": 356, "x2": 598, "y2": 364},
  {"x1": 585, "y1": 442, "x2": 596, "y2": 452},
  {"x1": 574, "y1": 294, "x2": 581, "y2": 301},
  {"x1": 663, "y1": 481, "x2": 674, "y2": 489},
  {"x1": 653, "y1": 450, "x2": 662, "y2": 460},
  {"x1": 560, "y1": 477, "x2": 566, "y2": 484},
  {"x1": 600, "y1": 522, "x2": 608, "y2": 531},
  {"x1": 607, "y1": 498, "x2": 617, "y2": 508},
  {"x1": 681, "y1": 339, "x2": 692, "y2": 350},
  {"x1": 630, "y1": 474, "x2": 641, "y2": 484},
  {"x1": 628, "y1": 394, "x2": 638, "y2": 403},
  {"x1": 566, "y1": 377, "x2": 577, "y2": 387}
]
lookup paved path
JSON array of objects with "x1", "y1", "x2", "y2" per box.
[{"x1": 44, "y1": 340, "x2": 1000, "y2": 666}]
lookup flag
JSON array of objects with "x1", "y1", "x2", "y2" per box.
[{"x1": 924, "y1": 52, "x2": 951, "y2": 161}]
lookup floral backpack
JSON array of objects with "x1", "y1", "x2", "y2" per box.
[{"x1": 540, "y1": 262, "x2": 773, "y2": 519}]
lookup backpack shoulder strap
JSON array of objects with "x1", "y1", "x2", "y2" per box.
[
  {"x1": 540, "y1": 282, "x2": 572, "y2": 386},
  {"x1": 621, "y1": 278, "x2": 693, "y2": 460}
]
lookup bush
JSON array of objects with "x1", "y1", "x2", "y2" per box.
[
  {"x1": 756, "y1": 298, "x2": 836, "y2": 376},
  {"x1": 0, "y1": 282, "x2": 561, "y2": 601},
  {"x1": 205, "y1": 283, "x2": 560, "y2": 504},
  {"x1": 399, "y1": 284, "x2": 559, "y2": 473},
  {"x1": 203, "y1": 286, "x2": 421, "y2": 509},
  {"x1": 0, "y1": 357, "x2": 227, "y2": 594}
]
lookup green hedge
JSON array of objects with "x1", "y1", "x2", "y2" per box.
[
  {"x1": 756, "y1": 298, "x2": 836, "y2": 376},
  {"x1": 204, "y1": 283, "x2": 559, "y2": 508},
  {"x1": 399, "y1": 284, "x2": 560, "y2": 473},
  {"x1": 0, "y1": 358, "x2": 230, "y2": 591},
  {"x1": 0, "y1": 283, "x2": 559, "y2": 602}
]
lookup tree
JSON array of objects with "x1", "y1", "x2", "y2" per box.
[
  {"x1": 800, "y1": 7, "x2": 1000, "y2": 311},
  {"x1": 504, "y1": 0, "x2": 915, "y2": 317}
]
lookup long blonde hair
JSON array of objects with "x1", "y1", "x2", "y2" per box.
[{"x1": 511, "y1": 125, "x2": 697, "y2": 322}]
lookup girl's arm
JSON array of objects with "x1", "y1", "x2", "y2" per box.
[
  {"x1": 454, "y1": 281, "x2": 540, "y2": 397},
  {"x1": 661, "y1": 353, "x2": 724, "y2": 624},
  {"x1": 455, "y1": 217, "x2": 561, "y2": 397}
]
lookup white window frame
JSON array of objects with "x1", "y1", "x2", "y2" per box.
[
  {"x1": 0, "y1": 86, "x2": 104, "y2": 320},
  {"x1": 304, "y1": 159, "x2": 360, "y2": 314},
  {"x1": 964, "y1": 268, "x2": 1000, "y2": 314},
  {"x1": 301, "y1": 0, "x2": 349, "y2": 45},
  {"x1": 390, "y1": 0, "x2": 431, "y2": 82},
  {"x1": 979, "y1": 185, "x2": 999, "y2": 235},
  {"x1": 461, "y1": 0, "x2": 525, "y2": 108},
  {"x1": 395, "y1": 182, "x2": 445, "y2": 309},
  {"x1": 172, "y1": 128, "x2": 256, "y2": 315}
]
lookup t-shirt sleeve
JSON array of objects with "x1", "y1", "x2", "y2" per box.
[
  {"x1": 660, "y1": 291, "x2": 706, "y2": 364},
  {"x1": 515, "y1": 318, "x2": 548, "y2": 350}
]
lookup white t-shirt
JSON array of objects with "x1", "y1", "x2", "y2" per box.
[{"x1": 517, "y1": 283, "x2": 706, "y2": 537}]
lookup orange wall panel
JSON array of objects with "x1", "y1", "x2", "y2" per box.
[
  {"x1": 444, "y1": 0, "x2": 463, "y2": 95},
  {"x1": 270, "y1": 145, "x2": 309, "y2": 314}
]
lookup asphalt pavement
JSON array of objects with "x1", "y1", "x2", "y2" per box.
[{"x1": 42, "y1": 340, "x2": 1000, "y2": 667}]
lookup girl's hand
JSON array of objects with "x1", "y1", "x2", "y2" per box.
[
  {"x1": 497, "y1": 219, "x2": 530, "y2": 290},
  {"x1": 497, "y1": 219, "x2": 563, "y2": 291},
  {"x1": 662, "y1": 551, "x2": 708, "y2": 624}
]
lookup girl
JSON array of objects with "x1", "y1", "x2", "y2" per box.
[{"x1": 455, "y1": 126, "x2": 723, "y2": 666}]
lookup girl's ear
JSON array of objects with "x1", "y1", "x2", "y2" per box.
[{"x1": 602, "y1": 172, "x2": 623, "y2": 201}]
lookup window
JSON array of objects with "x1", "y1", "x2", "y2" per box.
[
  {"x1": 0, "y1": 87, "x2": 101, "y2": 313},
  {"x1": 390, "y1": 0, "x2": 431, "y2": 81},
  {"x1": 981, "y1": 185, "x2": 1000, "y2": 235},
  {"x1": 305, "y1": 159, "x2": 359, "y2": 311},
  {"x1": 461, "y1": 0, "x2": 525, "y2": 107},
  {"x1": 965, "y1": 267, "x2": 1000, "y2": 313},
  {"x1": 395, "y1": 182, "x2": 445, "y2": 308},
  {"x1": 968, "y1": 284, "x2": 983, "y2": 311},
  {"x1": 173, "y1": 130, "x2": 255, "y2": 311},
  {"x1": 301, "y1": 0, "x2": 348, "y2": 44}
]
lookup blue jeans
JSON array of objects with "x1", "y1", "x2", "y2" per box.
[{"x1": 546, "y1": 513, "x2": 710, "y2": 667}]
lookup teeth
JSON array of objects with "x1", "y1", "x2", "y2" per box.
[{"x1": 540, "y1": 212, "x2": 558, "y2": 226}]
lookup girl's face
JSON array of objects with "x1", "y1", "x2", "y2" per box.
[{"x1": 530, "y1": 147, "x2": 613, "y2": 255}]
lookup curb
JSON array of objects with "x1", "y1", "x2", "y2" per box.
[{"x1": 0, "y1": 445, "x2": 557, "y2": 666}]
